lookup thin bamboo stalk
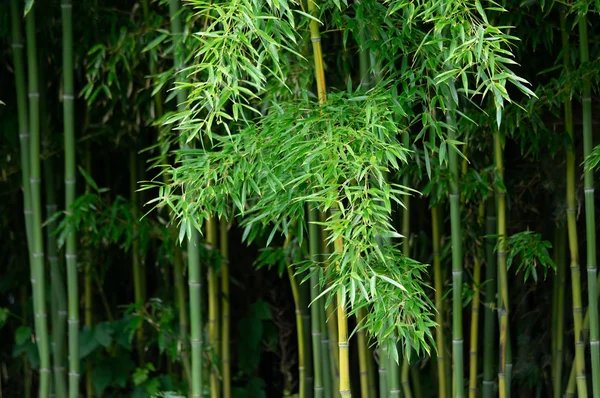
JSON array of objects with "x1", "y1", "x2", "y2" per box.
[
  {"x1": 301, "y1": 270, "x2": 314, "y2": 398},
  {"x1": 367, "y1": 347, "x2": 376, "y2": 398},
  {"x1": 309, "y1": 208, "x2": 324, "y2": 398},
  {"x1": 130, "y1": 150, "x2": 145, "y2": 365},
  {"x1": 552, "y1": 225, "x2": 566, "y2": 398},
  {"x1": 59, "y1": 0, "x2": 79, "y2": 395},
  {"x1": 432, "y1": 206, "x2": 447, "y2": 398},
  {"x1": 482, "y1": 199, "x2": 496, "y2": 398},
  {"x1": 447, "y1": 94, "x2": 464, "y2": 398},
  {"x1": 578, "y1": 12, "x2": 600, "y2": 398},
  {"x1": 206, "y1": 217, "x2": 220, "y2": 398},
  {"x1": 167, "y1": 0, "x2": 202, "y2": 394},
  {"x1": 357, "y1": 309, "x2": 369, "y2": 398},
  {"x1": 468, "y1": 205, "x2": 484, "y2": 398},
  {"x1": 318, "y1": 274, "x2": 333, "y2": 398},
  {"x1": 84, "y1": 146, "x2": 94, "y2": 398},
  {"x1": 401, "y1": 138, "x2": 412, "y2": 398},
  {"x1": 44, "y1": 156, "x2": 68, "y2": 398},
  {"x1": 25, "y1": 6, "x2": 51, "y2": 397},
  {"x1": 173, "y1": 243, "x2": 192, "y2": 383},
  {"x1": 220, "y1": 218, "x2": 231, "y2": 398},
  {"x1": 560, "y1": 10, "x2": 588, "y2": 398},
  {"x1": 388, "y1": 340, "x2": 400, "y2": 396},
  {"x1": 494, "y1": 127, "x2": 511, "y2": 398}
]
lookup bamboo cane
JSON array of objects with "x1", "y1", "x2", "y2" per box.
[
  {"x1": 167, "y1": 0, "x2": 203, "y2": 395},
  {"x1": 482, "y1": 198, "x2": 496, "y2": 398},
  {"x1": 25, "y1": 6, "x2": 51, "y2": 397},
  {"x1": 206, "y1": 217, "x2": 220, "y2": 398},
  {"x1": 220, "y1": 218, "x2": 231, "y2": 398},
  {"x1": 552, "y1": 224, "x2": 566, "y2": 398},
  {"x1": 309, "y1": 208, "x2": 324, "y2": 398},
  {"x1": 578, "y1": 12, "x2": 600, "y2": 398},
  {"x1": 468, "y1": 204, "x2": 484, "y2": 398},
  {"x1": 401, "y1": 132, "x2": 413, "y2": 398},
  {"x1": 432, "y1": 205, "x2": 448, "y2": 398}
]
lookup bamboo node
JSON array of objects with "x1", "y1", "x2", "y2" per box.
[
  {"x1": 583, "y1": 97, "x2": 592, "y2": 103},
  {"x1": 390, "y1": 389, "x2": 401, "y2": 394},
  {"x1": 312, "y1": 331, "x2": 321, "y2": 336},
  {"x1": 68, "y1": 372, "x2": 80, "y2": 377},
  {"x1": 66, "y1": 253, "x2": 77, "y2": 259},
  {"x1": 30, "y1": 177, "x2": 41, "y2": 184},
  {"x1": 39, "y1": 368, "x2": 51, "y2": 373},
  {"x1": 314, "y1": 387, "x2": 324, "y2": 391},
  {"x1": 60, "y1": 3, "x2": 73, "y2": 9},
  {"x1": 452, "y1": 339, "x2": 463, "y2": 343},
  {"x1": 449, "y1": 193, "x2": 459, "y2": 198},
  {"x1": 585, "y1": 188, "x2": 595, "y2": 193},
  {"x1": 23, "y1": 209, "x2": 32, "y2": 215},
  {"x1": 311, "y1": 37, "x2": 321, "y2": 43},
  {"x1": 340, "y1": 389, "x2": 352, "y2": 395},
  {"x1": 54, "y1": 366, "x2": 66, "y2": 372},
  {"x1": 28, "y1": 92, "x2": 40, "y2": 98},
  {"x1": 67, "y1": 319, "x2": 79, "y2": 324},
  {"x1": 338, "y1": 342, "x2": 349, "y2": 347},
  {"x1": 378, "y1": 369, "x2": 387, "y2": 374},
  {"x1": 33, "y1": 251, "x2": 44, "y2": 258},
  {"x1": 11, "y1": 43, "x2": 24, "y2": 48},
  {"x1": 590, "y1": 341, "x2": 600, "y2": 346},
  {"x1": 58, "y1": 310, "x2": 67, "y2": 316},
  {"x1": 188, "y1": 281, "x2": 201, "y2": 287},
  {"x1": 62, "y1": 94, "x2": 74, "y2": 100},
  {"x1": 65, "y1": 178, "x2": 76, "y2": 184},
  {"x1": 19, "y1": 133, "x2": 30, "y2": 139}
]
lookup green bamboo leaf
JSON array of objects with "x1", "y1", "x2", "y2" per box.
[{"x1": 24, "y1": 0, "x2": 33, "y2": 16}]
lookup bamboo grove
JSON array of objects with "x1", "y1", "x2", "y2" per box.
[{"x1": 1, "y1": 0, "x2": 600, "y2": 397}]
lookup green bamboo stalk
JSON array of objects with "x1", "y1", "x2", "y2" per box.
[
  {"x1": 301, "y1": 270, "x2": 314, "y2": 398},
  {"x1": 129, "y1": 150, "x2": 145, "y2": 365},
  {"x1": 83, "y1": 145, "x2": 94, "y2": 398},
  {"x1": 552, "y1": 224, "x2": 566, "y2": 398},
  {"x1": 188, "y1": 228, "x2": 203, "y2": 398},
  {"x1": 167, "y1": 0, "x2": 202, "y2": 394},
  {"x1": 494, "y1": 128, "x2": 511, "y2": 398},
  {"x1": 308, "y1": 208, "x2": 324, "y2": 398},
  {"x1": 578, "y1": 12, "x2": 600, "y2": 398},
  {"x1": 357, "y1": 309, "x2": 369, "y2": 398},
  {"x1": 206, "y1": 217, "x2": 220, "y2": 398},
  {"x1": 482, "y1": 199, "x2": 496, "y2": 398},
  {"x1": 284, "y1": 234, "x2": 306, "y2": 398},
  {"x1": 379, "y1": 345, "x2": 388, "y2": 398},
  {"x1": 318, "y1": 274, "x2": 333, "y2": 398},
  {"x1": 367, "y1": 347, "x2": 376, "y2": 398},
  {"x1": 432, "y1": 206, "x2": 447, "y2": 398},
  {"x1": 59, "y1": 0, "x2": 80, "y2": 395},
  {"x1": 220, "y1": 218, "x2": 231, "y2": 398},
  {"x1": 173, "y1": 243, "x2": 192, "y2": 383},
  {"x1": 44, "y1": 156, "x2": 68, "y2": 398},
  {"x1": 388, "y1": 338, "x2": 400, "y2": 396},
  {"x1": 446, "y1": 92, "x2": 464, "y2": 398},
  {"x1": 25, "y1": 6, "x2": 51, "y2": 397},
  {"x1": 468, "y1": 204, "x2": 484, "y2": 398},
  {"x1": 559, "y1": 10, "x2": 588, "y2": 398},
  {"x1": 401, "y1": 134, "x2": 413, "y2": 398}
]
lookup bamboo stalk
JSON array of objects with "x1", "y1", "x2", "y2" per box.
[
  {"x1": 285, "y1": 234, "x2": 307, "y2": 398},
  {"x1": 59, "y1": 0, "x2": 80, "y2": 396},
  {"x1": 308, "y1": 208, "x2": 324, "y2": 398},
  {"x1": 468, "y1": 204, "x2": 484, "y2": 398},
  {"x1": 432, "y1": 206, "x2": 448, "y2": 398},
  {"x1": 357, "y1": 309, "x2": 369, "y2": 398},
  {"x1": 401, "y1": 137, "x2": 413, "y2": 398},
  {"x1": 552, "y1": 224, "x2": 566, "y2": 398},
  {"x1": 220, "y1": 218, "x2": 231, "y2": 398},
  {"x1": 559, "y1": 10, "x2": 588, "y2": 398},
  {"x1": 206, "y1": 217, "x2": 220, "y2": 398},
  {"x1": 578, "y1": 12, "x2": 600, "y2": 398},
  {"x1": 318, "y1": 273, "x2": 333, "y2": 398},
  {"x1": 379, "y1": 345, "x2": 388, "y2": 398},
  {"x1": 367, "y1": 346, "x2": 376, "y2": 398},
  {"x1": 301, "y1": 269, "x2": 314, "y2": 398},
  {"x1": 173, "y1": 243, "x2": 192, "y2": 383},
  {"x1": 44, "y1": 156, "x2": 68, "y2": 398},
  {"x1": 167, "y1": 0, "x2": 203, "y2": 394},
  {"x1": 447, "y1": 93, "x2": 464, "y2": 398},
  {"x1": 482, "y1": 199, "x2": 496, "y2": 398},
  {"x1": 25, "y1": 6, "x2": 51, "y2": 397}
]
